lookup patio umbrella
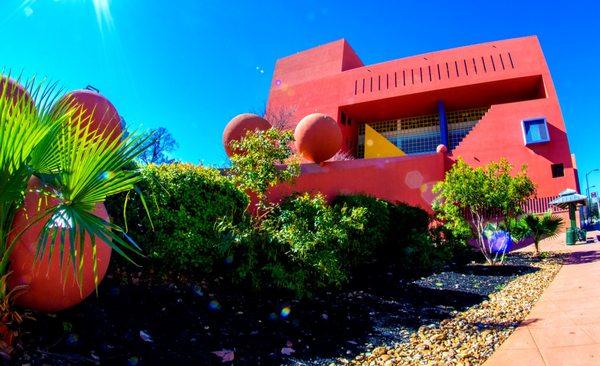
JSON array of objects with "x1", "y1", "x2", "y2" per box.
[{"x1": 549, "y1": 189, "x2": 587, "y2": 245}]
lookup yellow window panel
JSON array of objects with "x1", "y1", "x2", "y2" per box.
[{"x1": 364, "y1": 124, "x2": 406, "y2": 158}]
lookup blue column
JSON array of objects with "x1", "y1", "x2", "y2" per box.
[{"x1": 438, "y1": 100, "x2": 449, "y2": 147}]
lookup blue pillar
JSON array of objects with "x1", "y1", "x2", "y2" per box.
[{"x1": 438, "y1": 100, "x2": 449, "y2": 147}]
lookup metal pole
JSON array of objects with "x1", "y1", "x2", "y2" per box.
[
  {"x1": 585, "y1": 169, "x2": 599, "y2": 226},
  {"x1": 437, "y1": 100, "x2": 449, "y2": 148}
]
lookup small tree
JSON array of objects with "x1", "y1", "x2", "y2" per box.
[
  {"x1": 433, "y1": 158, "x2": 535, "y2": 264},
  {"x1": 523, "y1": 213, "x2": 563, "y2": 256},
  {"x1": 138, "y1": 127, "x2": 179, "y2": 164},
  {"x1": 255, "y1": 104, "x2": 296, "y2": 131},
  {"x1": 228, "y1": 128, "x2": 300, "y2": 221}
]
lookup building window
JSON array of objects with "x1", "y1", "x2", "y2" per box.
[
  {"x1": 522, "y1": 118, "x2": 550, "y2": 145},
  {"x1": 551, "y1": 163, "x2": 564, "y2": 178}
]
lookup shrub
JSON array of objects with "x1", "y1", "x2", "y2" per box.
[
  {"x1": 333, "y1": 194, "x2": 456, "y2": 274},
  {"x1": 265, "y1": 194, "x2": 369, "y2": 295},
  {"x1": 219, "y1": 193, "x2": 368, "y2": 297},
  {"x1": 385, "y1": 201, "x2": 430, "y2": 256},
  {"x1": 106, "y1": 163, "x2": 248, "y2": 274},
  {"x1": 332, "y1": 195, "x2": 391, "y2": 266}
]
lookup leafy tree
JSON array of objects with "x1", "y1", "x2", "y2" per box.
[
  {"x1": 433, "y1": 158, "x2": 535, "y2": 264},
  {"x1": 228, "y1": 128, "x2": 300, "y2": 221},
  {"x1": 523, "y1": 213, "x2": 563, "y2": 255},
  {"x1": 138, "y1": 127, "x2": 179, "y2": 164}
]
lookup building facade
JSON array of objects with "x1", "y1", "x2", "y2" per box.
[{"x1": 266, "y1": 36, "x2": 580, "y2": 212}]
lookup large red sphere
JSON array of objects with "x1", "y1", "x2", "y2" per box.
[
  {"x1": 55, "y1": 90, "x2": 122, "y2": 143},
  {"x1": 0, "y1": 77, "x2": 35, "y2": 110},
  {"x1": 223, "y1": 113, "x2": 271, "y2": 156},
  {"x1": 294, "y1": 113, "x2": 342, "y2": 164},
  {"x1": 8, "y1": 177, "x2": 112, "y2": 313}
]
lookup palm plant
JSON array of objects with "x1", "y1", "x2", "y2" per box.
[
  {"x1": 522, "y1": 212, "x2": 563, "y2": 255},
  {"x1": 0, "y1": 76, "x2": 151, "y2": 304}
]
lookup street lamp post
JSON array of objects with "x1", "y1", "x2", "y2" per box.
[
  {"x1": 589, "y1": 186, "x2": 596, "y2": 222},
  {"x1": 586, "y1": 169, "x2": 599, "y2": 225}
]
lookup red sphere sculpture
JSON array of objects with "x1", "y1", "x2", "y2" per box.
[
  {"x1": 294, "y1": 113, "x2": 342, "y2": 164},
  {"x1": 0, "y1": 77, "x2": 35, "y2": 110},
  {"x1": 223, "y1": 113, "x2": 271, "y2": 156},
  {"x1": 56, "y1": 89, "x2": 122, "y2": 143},
  {"x1": 8, "y1": 177, "x2": 112, "y2": 312},
  {"x1": 436, "y1": 144, "x2": 448, "y2": 154}
]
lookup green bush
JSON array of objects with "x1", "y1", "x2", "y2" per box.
[
  {"x1": 105, "y1": 163, "x2": 248, "y2": 273},
  {"x1": 219, "y1": 193, "x2": 368, "y2": 297},
  {"x1": 384, "y1": 201, "x2": 430, "y2": 259},
  {"x1": 332, "y1": 194, "x2": 463, "y2": 274},
  {"x1": 332, "y1": 195, "x2": 390, "y2": 266}
]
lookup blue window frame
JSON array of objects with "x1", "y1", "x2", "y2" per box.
[{"x1": 522, "y1": 118, "x2": 550, "y2": 145}]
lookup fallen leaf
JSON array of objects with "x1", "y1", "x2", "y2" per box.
[
  {"x1": 281, "y1": 347, "x2": 295, "y2": 355},
  {"x1": 212, "y1": 349, "x2": 235, "y2": 363},
  {"x1": 139, "y1": 330, "x2": 153, "y2": 343}
]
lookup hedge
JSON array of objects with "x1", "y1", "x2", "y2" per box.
[{"x1": 105, "y1": 163, "x2": 248, "y2": 273}]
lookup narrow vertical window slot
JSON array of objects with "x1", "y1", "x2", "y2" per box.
[
  {"x1": 508, "y1": 52, "x2": 515, "y2": 68},
  {"x1": 454, "y1": 61, "x2": 459, "y2": 77},
  {"x1": 463, "y1": 59, "x2": 469, "y2": 75},
  {"x1": 445, "y1": 62, "x2": 450, "y2": 78},
  {"x1": 499, "y1": 54, "x2": 505, "y2": 70},
  {"x1": 472, "y1": 58, "x2": 478, "y2": 74},
  {"x1": 490, "y1": 55, "x2": 496, "y2": 71},
  {"x1": 437, "y1": 64, "x2": 441, "y2": 80},
  {"x1": 481, "y1": 57, "x2": 487, "y2": 72},
  {"x1": 428, "y1": 65, "x2": 432, "y2": 81},
  {"x1": 354, "y1": 80, "x2": 358, "y2": 95}
]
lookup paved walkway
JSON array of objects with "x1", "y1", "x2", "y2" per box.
[{"x1": 485, "y1": 231, "x2": 600, "y2": 365}]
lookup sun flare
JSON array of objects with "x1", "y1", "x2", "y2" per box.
[{"x1": 92, "y1": 0, "x2": 113, "y2": 32}]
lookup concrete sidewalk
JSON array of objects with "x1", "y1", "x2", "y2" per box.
[{"x1": 485, "y1": 233, "x2": 600, "y2": 365}]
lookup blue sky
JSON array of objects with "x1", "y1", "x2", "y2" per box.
[{"x1": 1, "y1": 0, "x2": 599, "y2": 193}]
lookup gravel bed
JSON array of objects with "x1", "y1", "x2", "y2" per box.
[
  {"x1": 341, "y1": 253, "x2": 564, "y2": 366},
  {"x1": 15, "y1": 253, "x2": 560, "y2": 365}
]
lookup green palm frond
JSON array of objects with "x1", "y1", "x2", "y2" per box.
[
  {"x1": 32, "y1": 110, "x2": 152, "y2": 282},
  {"x1": 0, "y1": 75, "x2": 153, "y2": 294},
  {"x1": 524, "y1": 212, "x2": 563, "y2": 241}
]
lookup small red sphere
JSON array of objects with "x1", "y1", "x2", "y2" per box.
[
  {"x1": 55, "y1": 90, "x2": 122, "y2": 143},
  {"x1": 8, "y1": 177, "x2": 112, "y2": 312},
  {"x1": 294, "y1": 113, "x2": 342, "y2": 164},
  {"x1": 436, "y1": 144, "x2": 448, "y2": 154},
  {"x1": 223, "y1": 113, "x2": 271, "y2": 156}
]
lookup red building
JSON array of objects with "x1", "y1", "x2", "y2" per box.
[{"x1": 265, "y1": 36, "x2": 580, "y2": 213}]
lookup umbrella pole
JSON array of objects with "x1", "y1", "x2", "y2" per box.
[{"x1": 566, "y1": 203, "x2": 577, "y2": 245}]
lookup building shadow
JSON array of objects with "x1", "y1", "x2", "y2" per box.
[
  {"x1": 564, "y1": 250, "x2": 600, "y2": 265},
  {"x1": 527, "y1": 123, "x2": 573, "y2": 168}
]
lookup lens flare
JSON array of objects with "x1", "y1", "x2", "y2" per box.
[
  {"x1": 92, "y1": 0, "x2": 113, "y2": 33},
  {"x1": 280, "y1": 306, "x2": 291, "y2": 318},
  {"x1": 208, "y1": 300, "x2": 221, "y2": 311}
]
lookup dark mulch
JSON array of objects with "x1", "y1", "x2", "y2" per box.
[{"x1": 13, "y1": 254, "x2": 539, "y2": 366}]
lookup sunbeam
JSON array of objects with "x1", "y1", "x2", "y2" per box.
[{"x1": 92, "y1": 0, "x2": 113, "y2": 33}]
